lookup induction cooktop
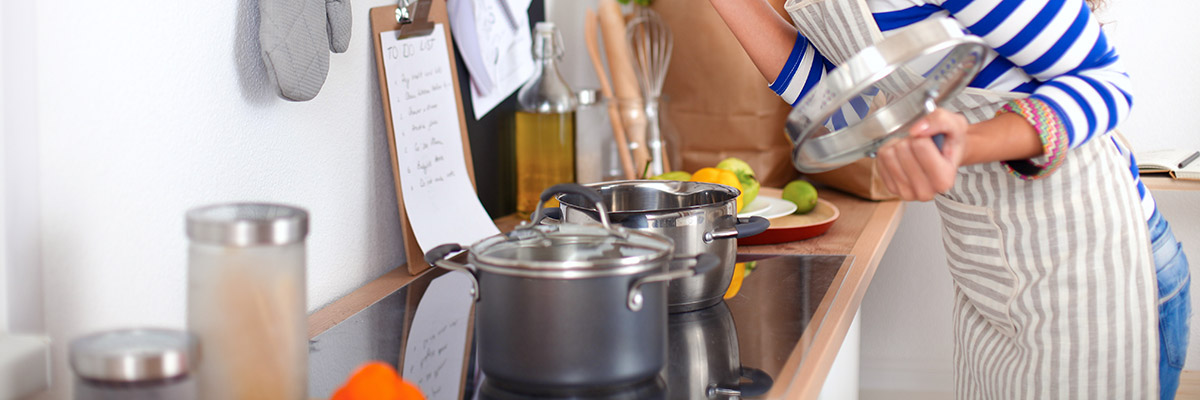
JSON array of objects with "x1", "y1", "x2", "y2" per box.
[{"x1": 309, "y1": 253, "x2": 851, "y2": 399}]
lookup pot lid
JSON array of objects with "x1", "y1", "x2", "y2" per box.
[
  {"x1": 469, "y1": 222, "x2": 674, "y2": 277},
  {"x1": 786, "y1": 17, "x2": 987, "y2": 173}
]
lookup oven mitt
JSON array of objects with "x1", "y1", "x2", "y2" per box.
[
  {"x1": 259, "y1": 0, "x2": 353, "y2": 101},
  {"x1": 326, "y1": 0, "x2": 352, "y2": 53}
]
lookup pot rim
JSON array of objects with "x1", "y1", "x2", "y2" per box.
[{"x1": 559, "y1": 180, "x2": 740, "y2": 215}]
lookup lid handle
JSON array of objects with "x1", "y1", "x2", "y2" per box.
[{"x1": 530, "y1": 183, "x2": 612, "y2": 231}]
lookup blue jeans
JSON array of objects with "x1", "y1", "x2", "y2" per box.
[{"x1": 1150, "y1": 209, "x2": 1191, "y2": 400}]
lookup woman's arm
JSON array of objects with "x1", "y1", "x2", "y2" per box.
[
  {"x1": 879, "y1": 0, "x2": 1131, "y2": 200},
  {"x1": 947, "y1": 0, "x2": 1132, "y2": 151},
  {"x1": 708, "y1": 0, "x2": 799, "y2": 81}
]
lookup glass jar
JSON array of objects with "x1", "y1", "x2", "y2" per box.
[
  {"x1": 575, "y1": 89, "x2": 627, "y2": 183},
  {"x1": 69, "y1": 328, "x2": 198, "y2": 400},
  {"x1": 616, "y1": 96, "x2": 680, "y2": 177},
  {"x1": 515, "y1": 21, "x2": 578, "y2": 216},
  {"x1": 186, "y1": 203, "x2": 308, "y2": 400}
]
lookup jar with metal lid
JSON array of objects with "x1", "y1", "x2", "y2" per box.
[
  {"x1": 424, "y1": 184, "x2": 718, "y2": 392},
  {"x1": 69, "y1": 328, "x2": 198, "y2": 400},
  {"x1": 186, "y1": 203, "x2": 308, "y2": 399}
]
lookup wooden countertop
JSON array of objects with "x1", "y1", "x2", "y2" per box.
[
  {"x1": 739, "y1": 187, "x2": 904, "y2": 399},
  {"x1": 307, "y1": 187, "x2": 906, "y2": 399}
]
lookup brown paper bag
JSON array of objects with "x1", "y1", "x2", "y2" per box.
[
  {"x1": 653, "y1": 0, "x2": 896, "y2": 200},
  {"x1": 652, "y1": 0, "x2": 798, "y2": 188},
  {"x1": 805, "y1": 158, "x2": 897, "y2": 200}
]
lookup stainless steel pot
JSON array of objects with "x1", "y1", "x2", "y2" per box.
[
  {"x1": 665, "y1": 301, "x2": 772, "y2": 399},
  {"x1": 553, "y1": 180, "x2": 769, "y2": 312},
  {"x1": 425, "y1": 184, "x2": 719, "y2": 391}
]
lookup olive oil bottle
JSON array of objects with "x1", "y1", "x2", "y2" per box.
[{"x1": 515, "y1": 22, "x2": 577, "y2": 217}]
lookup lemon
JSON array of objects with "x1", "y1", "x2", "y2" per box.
[
  {"x1": 782, "y1": 180, "x2": 819, "y2": 214},
  {"x1": 691, "y1": 167, "x2": 744, "y2": 211},
  {"x1": 650, "y1": 171, "x2": 692, "y2": 181},
  {"x1": 724, "y1": 261, "x2": 758, "y2": 299},
  {"x1": 724, "y1": 262, "x2": 747, "y2": 299},
  {"x1": 715, "y1": 157, "x2": 760, "y2": 207}
]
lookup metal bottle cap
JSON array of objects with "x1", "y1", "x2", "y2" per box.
[
  {"x1": 69, "y1": 329, "x2": 198, "y2": 382},
  {"x1": 186, "y1": 203, "x2": 309, "y2": 247}
]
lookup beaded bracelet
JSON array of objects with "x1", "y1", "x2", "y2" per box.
[{"x1": 996, "y1": 98, "x2": 1070, "y2": 180}]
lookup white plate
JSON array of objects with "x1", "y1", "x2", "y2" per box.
[{"x1": 738, "y1": 195, "x2": 798, "y2": 220}]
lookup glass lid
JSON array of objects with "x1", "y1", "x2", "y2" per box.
[
  {"x1": 470, "y1": 223, "x2": 673, "y2": 276},
  {"x1": 786, "y1": 17, "x2": 987, "y2": 173}
]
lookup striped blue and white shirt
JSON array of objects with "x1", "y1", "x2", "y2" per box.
[{"x1": 772, "y1": 0, "x2": 1161, "y2": 234}]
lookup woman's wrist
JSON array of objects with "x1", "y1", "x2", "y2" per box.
[{"x1": 962, "y1": 112, "x2": 1044, "y2": 166}]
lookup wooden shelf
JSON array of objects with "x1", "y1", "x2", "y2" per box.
[{"x1": 1142, "y1": 175, "x2": 1200, "y2": 191}]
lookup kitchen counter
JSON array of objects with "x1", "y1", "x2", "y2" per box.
[{"x1": 306, "y1": 188, "x2": 905, "y2": 399}]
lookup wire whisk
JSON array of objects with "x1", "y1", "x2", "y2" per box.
[{"x1": 626, "y1": 6, "x2": 674, "y2": 175}]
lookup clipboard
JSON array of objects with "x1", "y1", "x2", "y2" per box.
[{"x1": 371, "y1": 0, "x2": 478, "y2": 276}]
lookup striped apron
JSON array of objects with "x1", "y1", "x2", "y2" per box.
[{"x1": 783, "y1": 0, "x2": 1160, "y2": 398}]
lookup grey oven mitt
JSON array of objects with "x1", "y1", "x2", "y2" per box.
[{"x1": 259, "y1": 0, "x2": 353, "y2": 101}]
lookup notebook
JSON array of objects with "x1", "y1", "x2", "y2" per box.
[{"x1": 1136, "y1": 149, "x2": 1200, "y2": 181}]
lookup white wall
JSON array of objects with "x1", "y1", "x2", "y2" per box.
[
  {"x1": 1099, "y1": 0, "x2": 1200, "y2": 152},
  {"x1": 4, "y1": 0, "x2": 41, "y2": 335},
  {"x1": 862, "y1": 2, "x2": 1200, "y2": 395},
  {"x1": 0, "y1": 0, "x2": 7, "y2": 331},
  {"x1": 17, "y1": 0, "x2": 410, "y2": 397}
]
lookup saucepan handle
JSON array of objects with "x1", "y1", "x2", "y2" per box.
[
  {"x1": 423, "y1": 243, "x2": 480, "y2": 302},
  {"x1": 532, "y1": 183, "x2": 610, "y2": 229},
  {"x1": 530, "y1": 207, "x2": 562, "y2": 225},
  {"x1": 626, "y1": 253, "x2": 720, "y2": 312},
  {"x1": 706, "y1": 216, "x2": 771, "y2": 242},
  {"x1": 707, "y1": 367, "x2": 774, "y2": 398}
]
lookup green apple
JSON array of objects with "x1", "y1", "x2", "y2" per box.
[
  {"x1": 650, "y1": 171, "x2": 692, "y2": 181},
  {"x1": 716, "y1": 157, "x2": 759, "y2": 206}
]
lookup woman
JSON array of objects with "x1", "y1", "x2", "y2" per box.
[{"x1": 709, "y1": 0, "x2": 1191, "y2": 398}]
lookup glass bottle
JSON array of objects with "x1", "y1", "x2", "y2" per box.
[
  {"x1": 515, "y1": 22, "x2": 577, "y2": 217},
  {"x1": 186, "y1": 203, "x2": 308, "y2": 400}
]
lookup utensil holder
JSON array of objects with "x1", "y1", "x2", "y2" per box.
[{"x1": 616, "y1": 96, "x2": 680, "y2": 177}]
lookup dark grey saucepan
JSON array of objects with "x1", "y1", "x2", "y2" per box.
[{"x1": 425, "y1": 183, "x2": 719, "y2": 391}]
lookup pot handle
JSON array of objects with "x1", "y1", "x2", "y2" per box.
[
  {"x1": 423, "y1": 243, "x2": 480, "y2": 302},
  {"x1": 626, "y1": 253, "x2": 720, "y2": 312},
  {"x1": 705, "y1": 216, "x2": 771, "y2": 242},
  {"x1": 531, "y1": 183, "x2": 610, "y2": 230},
  {"x1": 530, "y1": 207, "x2": 562, "y2": 225},
  {"x1": 707, "y1": 367, "x2": 774, "y2": 398}
]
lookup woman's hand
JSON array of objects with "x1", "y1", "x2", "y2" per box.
[{"x1": 876, "y1": 108, "x2": 969, "y2": 201}]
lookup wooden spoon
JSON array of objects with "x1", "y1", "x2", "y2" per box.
[{"x1": 585, "y1": 9, "x2": 636, "y2": 179}]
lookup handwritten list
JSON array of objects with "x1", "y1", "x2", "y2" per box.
[
  {"x1": 380, "y1": 24, "x2": 499, "y2": 253},
  {"x1": 402, "y1": 271, "x2": 475, "y2": 400}
]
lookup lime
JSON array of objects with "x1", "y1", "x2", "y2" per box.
[
  {"x1": 715, "y1": 157, "x2": 760, "y2": 207},
  {"x1": 782, "y1": 180, "x2": 819, "y2": 214},
  {"x1": 650, "y1": 171, "x2": 692, "y2": 181}
]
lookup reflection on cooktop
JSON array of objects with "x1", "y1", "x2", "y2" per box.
[{"x1": 309, "y1": 253, "x2": 850, "y2": 399}]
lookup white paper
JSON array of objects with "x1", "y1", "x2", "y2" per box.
[
  {"x1": 448, "y1": 0, "x2": 534, "y2": 119},
  {"x1": 447, "y1": 0, "x2": 495, "y2": 96},
  {"x1": 402, "y1": 271, "x2": 475, "y2": 400},
  {"x1": 380, "y1": 24, "x2": 500, "y2": 253}
]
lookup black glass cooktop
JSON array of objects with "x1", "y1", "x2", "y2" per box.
[{"x1": 309, "y1": 253, "x2": 851, "y2": 399}]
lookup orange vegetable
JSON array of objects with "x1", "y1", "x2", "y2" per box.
[
  {"x1": 691, "y1": 167, "x2": 744, "y2": 211},
  {"x1": 724, "y1": 262, "x2": 747, "y2": 299},
  {"x1": 331, "y1": 362, "x2": 426, "y2": 400}
]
